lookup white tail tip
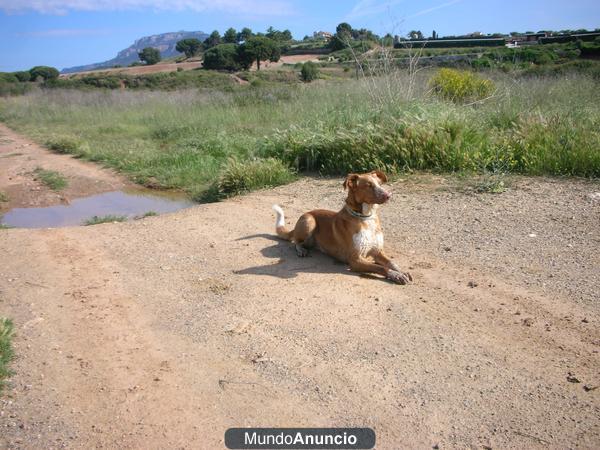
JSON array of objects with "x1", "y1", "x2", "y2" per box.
[{"x1": 272, "y1": 204, "x2": 285, "y2": 228}]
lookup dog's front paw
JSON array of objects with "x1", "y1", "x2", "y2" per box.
[
  {"x1": 387, "y1": 270, "x2": 413, "y2": 285},
  {"x1": 295, "y1": 245, "x2": 309, "y2": 257}
]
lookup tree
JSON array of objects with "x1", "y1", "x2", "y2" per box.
[
  {"x1": 223, "y1": 27, "x2": 238, "y2": 44},
  {"x1": 204, "y1": 30, "x2": 221, "y2": 48},
  {"x1": 432, "y1": 30, "x2": 438, "y2": 39},
  {"x1": 29, "y1": 66, "x2": 59, "y2": 81},
  {"x1": 407, "y1": 30, "x2": 423, "y2": 40},
  {"x1": 382, "y1": 33, "x2": 394, "y2": 47},
  {"x1": 237, "y1": 36, "x2": 280, "y2": 70},
  {"x1": 336, "y1": 22, "x2": 353, "y2": 39},
  {"x1": 138, "y1": 47, "x2": 161, "y2": 65},
  {"x1": 300, "y1": 61, "x2": 318, "y2": 82},
  {"x1": 203, "y1": 44, "x2": 241, "y2": 71},
  {"x1": 237, "y1": 27, "x2": 253, "y2": 42},
  {"x1": 329, "y1": 22, "x2": 354, "y2": 50},
  {"x1": 176, "y1": 38, "x2": 203, "y2": 58}
]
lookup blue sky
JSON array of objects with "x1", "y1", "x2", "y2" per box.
[{"x1": 1, "y1": 0, "x2": 599, "y2": 71}]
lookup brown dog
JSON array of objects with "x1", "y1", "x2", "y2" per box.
[{"x1": 272, "y1": 171, "x2": 412, "y2": 284}]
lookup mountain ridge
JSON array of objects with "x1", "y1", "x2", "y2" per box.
[{"x1": 61, "y1": 30, "x2": 208, "y2": 74}]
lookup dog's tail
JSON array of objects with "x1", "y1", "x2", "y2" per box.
[{"x1": 272, "y1": 205, "x2": 293, "y2": 241}]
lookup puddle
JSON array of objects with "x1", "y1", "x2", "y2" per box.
[{"x1": 1, "y1": 189, "x2": 195, "y2": 229}]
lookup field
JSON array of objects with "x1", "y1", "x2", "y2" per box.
[
  {"x1": 0, "y1": 68, "x2": 599, "y2": 203},
  {"x1": 1, "y1": 55, "x2": 599, "y2": 448}
]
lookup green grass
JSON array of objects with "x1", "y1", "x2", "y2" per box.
[
  {"x1": 0, "y1": 68, "x2": 598, "y2": 202},
  {"x1": 0, "y1": 317, "x2": 15, "y2": 392},
  {"x1": 34, "y1": 168, "x2": 68, "y2": 190},
  {"x1": 84, "y1": 215, "x2": 128, "y2": 225}
]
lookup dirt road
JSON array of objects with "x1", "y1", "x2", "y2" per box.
[
  {"x1": 1, "y1": 129, "x2": 599, "y2": 448},
  {"x1": 0, "y1": 123, "x2": 129, "y2": 214}
]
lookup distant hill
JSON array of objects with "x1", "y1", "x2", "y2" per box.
[{"x1": 61, "y1": 31, "x2": 208, "y2": 74}]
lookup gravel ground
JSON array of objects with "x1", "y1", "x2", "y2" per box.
[{"x1": 1, "y1": 171, "x2": 599, "y2": 449}]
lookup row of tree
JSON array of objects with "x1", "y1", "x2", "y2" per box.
[
  {"x1": 326, "y1": 22, "x2": 396, "y2": 50},
  {"x1": 0, "y1": 66, "x2": 59, "y2": 83}
]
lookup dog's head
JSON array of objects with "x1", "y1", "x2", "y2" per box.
[{"x1": 343, "y1": 170, "x2": 391, "y2": 205}]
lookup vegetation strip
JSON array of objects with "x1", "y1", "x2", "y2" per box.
[{"x1": 0, "y1": 317, "x2": 15, "y2": 392}]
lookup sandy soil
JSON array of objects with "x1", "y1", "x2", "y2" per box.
[
  {"x1": 260, "y1": 54, "x2": 323, "y2": 70},
  {"x1": 1, "y1": 126, "x2": 599, "y2": 449},
  {"x1": 61, "y1": 61, "x2": 203, "y2": 78},
  {"x1": 62, "y1": 54, "x2": 321, "y2": 78},
  {"x1": 0, "y1": 123, "x2": 130, "y2": 214}
]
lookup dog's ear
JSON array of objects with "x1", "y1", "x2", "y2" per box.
[
  {"x1": 343, "y1": 173, "x2": 359, "y2": 190},
  {"x1": 372, "y1": 170, "x2": 388, "y2": 184}
]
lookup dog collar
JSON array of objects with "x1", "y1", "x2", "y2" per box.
[{"x1": 345, "y1": 205, "x2": 374, "y2": 220}]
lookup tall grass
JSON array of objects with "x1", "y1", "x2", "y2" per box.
[{"x1": 0, "y1": 71, "x2": 598, "y2": 201}]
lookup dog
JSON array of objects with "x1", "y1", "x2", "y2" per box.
[{"x1": 272, "y1": 171, "x2": 412, "y2": 285}]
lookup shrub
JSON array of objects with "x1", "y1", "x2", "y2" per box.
[
  {"x1": 300, "y1": 61, "x2": 319, "y2": 82},
  {"x1": 203, "y1": 44, "x2": 241, "y2": 71},
  {"x1": 13, "y1": 71, "x2": 31, "y2": 82},
  {"x1": 0, "y1": 81, "x2": 31, "y2": 96},
  {"x1": 429, "y1": 68, "x2": 495, "y2": 103},
  {"x1": 29, "y1": 66, "x2": 59, "y2": 81},
  {"x1": 0, "y1": 73, "x2": 18, "y2": 83},
  {"x1": 213, "y1": 158, "x2": 295, "y2": 198}
]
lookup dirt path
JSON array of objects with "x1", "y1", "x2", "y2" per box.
[
  {"x1": 1, "y1": 137, "x2": 599, "y2": 448},
  {"x1": 0, "y1": 123, "x2": 130, "y2": 214}
]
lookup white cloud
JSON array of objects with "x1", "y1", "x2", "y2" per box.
[{"x1": 0, "y1": 0, "x2": 294, "y2": 16}]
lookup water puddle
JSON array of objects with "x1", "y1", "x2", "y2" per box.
[{"x1": 1, "y1": 189, "x2": 195, "y2": 229}]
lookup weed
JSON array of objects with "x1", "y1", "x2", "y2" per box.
[
  {"x1": 210, "y1": 158, "x2": 296, "y2": 199},
  {"x1": 0, "y1": 317, "x2": 15, "y2": 392},
  {"x1": 34, "y1": 168, "x2": 68, "y2": 190},
  {"x1": 84, "y1": 215, "x2": 128, "y2": 225},
  {"x1": 134, "y1": 211, "x2": 158, "y2": 219},
  {"x1": 0, "y1": 191, "x2": 8, "y2": 202},
  {"x1": 429, "y1": 68, "x2": 495, "y2": 103},
  {"x1": 45, "y1": 136, "x2": 83, "y2": 155}
]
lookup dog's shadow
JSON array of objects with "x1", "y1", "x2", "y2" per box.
[{"x1": 234, "y1": 233, "x2": 374, "y2": 280}]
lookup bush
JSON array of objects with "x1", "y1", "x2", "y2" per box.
[
  {"x1": 0, "y1": 81, "x2": 31, "y2": 96},
  {"x1": 0, "y1": 73, "x2": 18, "y2": 83},
  {"x1": 29, "y1": 66, "x2": 59, "y2": 81},
  {"x1": 429, "y1": 68, "x2": 495, "y2": 103},
  {"x1": 300, "y1": 61, "x2": 319, "y2": 82},
  {"x1": 203, "y1": 44, "x2": 241, "y2": 71},
  {"x1": 212, "y1": 158, "x2": 295, "y2": 198},
  {"x1": 13, "y1": 71, "x2": 31, "y2": 82}
]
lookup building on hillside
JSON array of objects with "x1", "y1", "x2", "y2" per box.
[{"x1": 313, "y1": 31, "x2": 333, "y2": 40}]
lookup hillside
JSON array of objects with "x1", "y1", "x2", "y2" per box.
[{"x1": 61, "y1": 30, "x2": 208, "y2": 74}]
